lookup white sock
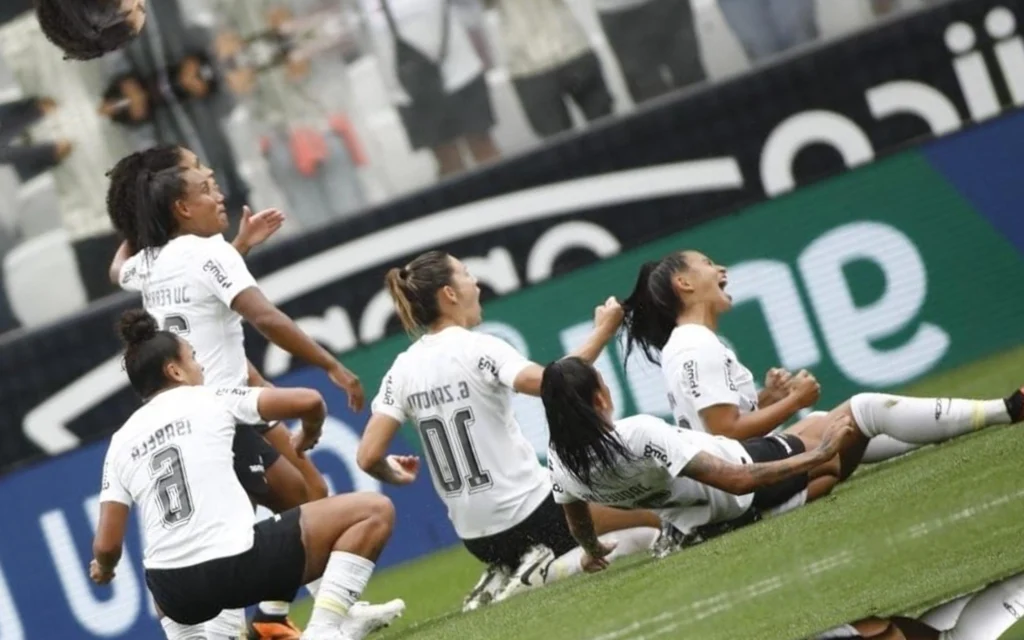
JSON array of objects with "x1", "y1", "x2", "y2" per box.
[
  {"x1": 850, "y1": 393, "x2": 1010, "y2": 444},
  {"x1": 543, "y1": 527, "x2": 659, "y2": 584},
  {"x1": 160, "y1": 617, "x2": 206, "y2": 640},
  {"x1": 306, "y1": 577, "x2": 323, "y2": 597},
  {"x1": 941, "y1": 572, "x2": 1024, "y2": 640},
  {"x1": 205, "y1": 608, "x2": 244, "y2": 637},
  {"x1": 306, "y1": 552, "x2": 375, "y2": 629},
  {"x1": 257, "y1": 601, "x2": 290, "y2": 617},
  {"x1": 860, "y1": 435, "x2": 922, "y2": 464}
]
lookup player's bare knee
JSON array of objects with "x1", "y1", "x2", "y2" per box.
[
  {"x1": 305, "y1": 474, "x2": 329, "y2": 502},
  {"x1": 365, "y1": 493, "x2": 396, "y2": 531}
]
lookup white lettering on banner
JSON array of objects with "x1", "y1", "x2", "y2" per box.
[
  {"x1": 0, "y1": 560, "x2": 24, "y2": 640},
  {"x1": 761, "y1": 111, "x2": 875, "y2": 197},
  {"x1": 798, "y1": 221, "x2": 949, "y2": 387},
  {"x1": 42, "y1": 496, "x2": 140, "y2": 636},
  {"x1": 866, "y1": 81, "x2": 962, "y2": 136},
  {"x1": 525, "y1": 222, "x2": 621, "y2": 283},
  {"x1": 25, "y1": 159, "x2": 745, "y2": 455},
  {"x1": 990, "y1": 7, "x2": 1024, "y2": 104},
  {"x1": 725, "y1": 260, "x2": 821, "y2": 371}
]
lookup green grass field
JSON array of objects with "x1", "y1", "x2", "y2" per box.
[{"x1": 294, "y1": 346, "x2": 1024, "y2": 639}]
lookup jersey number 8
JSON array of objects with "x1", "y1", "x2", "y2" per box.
[
  {"x1": 151, "y1": 445, "x2": 195, "y2": 527},
  {"x1": 417, "y1": 407, "x2": 492, "y2": 496}
]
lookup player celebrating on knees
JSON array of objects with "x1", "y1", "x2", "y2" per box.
[
  {"x1": 356, "y1": 250, "x2": 661, "y2": 611},
  {"x1": 105, "y1": 145, "x2": 365, "y2": 638},
  {"x1": 540, "y1": 356, "x2": 852, "y2": 563},
  {"x1": 619, "y1": 251, "x2": 1024, "y2": 552},
  {"x1": 91, "y1": 310, "x2": 403, "y2": 640}
]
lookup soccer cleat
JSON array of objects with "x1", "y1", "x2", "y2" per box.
[
  {"x1": 650, "y1": 520, "x2": 700, "y2": 560},
  {"x1": 462, "y1": 564, "x2": 512, "y2": 612},
  {"x1": 1005, "y1": 387, "x2": 1024, "y2": 423},
  {"x1": 248, "y1": 610, "x2": 302, "y2": 640},
  {"x1": 494, "y1": 545, "x2": 555, "y2": 603},
  {"x1": 339, "y1": 600, "x2": 406, "y2": 639}
]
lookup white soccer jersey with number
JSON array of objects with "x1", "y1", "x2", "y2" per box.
[
  {"x1": 119, "y1": 235, "x2": 257, "y2": 388},
  {"x1": 371, "y1": 326, "x2": 550, "y2": 540},
  {"x1": 660, "y1": 324, "x2": 759, "y2": 433},
  {"x1": 548, "y1": 414, "x2": 754, "y2": 533},
  {"x1": 99, "y1": 385, "x2": 264, "y2": 569}
]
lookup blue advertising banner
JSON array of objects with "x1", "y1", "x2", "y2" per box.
[{"x1": 0, "y1": 367, "x2": 457, "y2": 639}]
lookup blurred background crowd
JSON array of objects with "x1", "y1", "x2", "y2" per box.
[{"x1": 0, "y1": 0, "x2": 939, "y2": 337}]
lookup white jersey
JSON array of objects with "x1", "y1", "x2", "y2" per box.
[
  {"x1": 661, "y1": 324, "x2": 759, "y2": 433},
  {"x1": 371, "y1": 326, "x2": 550, "y2": 539},
  {"x1": 119, "y1": 235, "x2": 257, "y2": 388},
  {"x1": 549, "y1": 414, "x2": 754, "y2": 533},
  {"x1": 98, "y1": 385, "x2": 265, "y2": 570}
]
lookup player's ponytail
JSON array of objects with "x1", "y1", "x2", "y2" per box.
[
  {"x1": 384, "y1": 250, "x2": 454, "y2": 336},
  {"x1": 118, "y1": 309, "x2": 182, "y2": 399},
  {"x1": 621, "y1": 252, "x2": 690, "y2": 366},
  {"x1": 542, "y1": 357, "x2": 634, "y2": 486},
  {"x1": 106, "y1": 146, "x2": 183, "y2": 251},
  {"x1": 133, "y1": 163, "x2": 187, "y2": 251}
]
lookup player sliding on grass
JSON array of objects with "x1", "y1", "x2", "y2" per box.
[
  {"x1": 91, "y1": 310, "x2": 403, "y2": 640},
  {"x1": 618, "y1": 250, "x2": 1024, "y2": 551},
  {"x1": 816, "y1": 570, "x2": 1024, "y2": 639},
  {"x1": 105, "y1": 145, "x2": 365, "y2": 639},
  {"x1": 541, "y1": 355, "x2": 854, "y2": 563},
  {"x1": 356, "y1": 250, "x2": 661, "y2": 611}
]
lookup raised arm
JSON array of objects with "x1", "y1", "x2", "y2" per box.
[
  {"x1": 700, "y1": 370, "x2": 819, "y2": 440},
  {"x1": 108, "y1": 240, "x2": 134, "y2": 286}
]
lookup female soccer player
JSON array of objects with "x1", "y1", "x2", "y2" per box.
[
  {"x1": 91, "y1": 310, "x2": 403, "y2": 640},
  {"x1": 618, "y1": 251, "x2": 1022, "y2": 520},
  {"x1": 356, "y1": 250, "x2": 661, "y2": 611},
  {"x1": 105, "y1": 145, "x2": 364, "y2": 638},
  {"x1": 540, "y1": 355, "x2": 852, "y2": 565},
  {"x1": 37, "y1": 0, "x2": 147, "y2": 61}
]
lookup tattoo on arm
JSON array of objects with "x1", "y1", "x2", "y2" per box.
[{"x1": 683, "y1": 450, "x2": 821, "y2": 495}]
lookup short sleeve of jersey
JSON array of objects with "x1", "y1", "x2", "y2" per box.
[
  {"x1": 212, "y1": 387, "x2": 264, "y2": 425},
  {"x1": 629, "y1": 415, "x2": 703, "y2": 477},
  {"x1": 194, "y1": 235, "x2": 258, "y2": 307},
  {"x1": 371, "y1": 366, "x2": 406, "y2": 423},
  {"x1": 548, "y1": 454, "x2": 581, "y2": 505},
  {"x1": 673, "y1": 335, "x2": 739, "y2": 412},
  {"x1": 118, "y1": 252, "x2": 144, "y2": 293},
  {"x1": 98, "y1": 444, "x2": 131, "y2": 506},
  {"x1": 474, "y1": 333, "x2": 531, "y2": 389}
]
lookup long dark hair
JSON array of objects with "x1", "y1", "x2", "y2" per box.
[
  {"x1": 384, "y1": 250, "x2": 454, "y2": 336},
  {"x1": 35, "y1": 0, "x2": 138, "y2": 61},
  {"x1": 106, "y1": 146, "x2": 188, "y2": 253},
  {"x1": 118, "y1": 309, "x2": 182, "y2": 399},
  {"x1": 541, "y1": 357, "x2": 634, "y2": 486},
  {"x1": 621, "y1": 252, "x2": 690, "y2": 365}
]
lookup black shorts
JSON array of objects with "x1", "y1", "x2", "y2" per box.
[
  {"x1": 462, "y1": 494, "x2": 576, "y2": 571},
  {"x1": 741, "y1": 433, "x2": 809, "y2": 511},
  {"x1": 232, "y1": 425, "x2": 281, "y2": 498},
  {"x1": 398, "y1": 73, "x2": 495, "y2": 150},
  {"x1": 145, "y1": 508, "x2": 307, "y2": 625}
]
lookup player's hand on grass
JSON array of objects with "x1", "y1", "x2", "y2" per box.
[
  {"x1": 787, "y1": 369, "x2": 820, "y2": 409},
  {"x1": 386, "y1": 455, "x2": 420, "y2": 485},
  {"x1": 236, "y1": 206, "x2": 285, "y2": 252},
  {"x1": 89, "y1": 559, "x2": 115, "y2": 585},
  {"x1": 816, "y1": 415, "x2": 856, "y2": 459},
  {"x1": 328, "y1": 364, "x2": 365, "y2": 412},
  {"x1": 581, "y1": 540, "x2": 617, "y2": 573},
  {"x1": 594, "y1": 297, "x2": 625, "y2": 335}
]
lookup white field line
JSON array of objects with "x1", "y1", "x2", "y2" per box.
[{"x1": 585, "y1": 488, "x2": 1024, "y2": 640}]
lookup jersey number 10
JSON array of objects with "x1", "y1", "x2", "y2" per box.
[{"x1": 417, "y1": 407, "x2": 493, "y2": 496}]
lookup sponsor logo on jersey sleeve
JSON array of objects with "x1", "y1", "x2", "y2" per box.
[
  {"x1": 203, "y1": 259, "x2": 234, "y2": 289},
  {"x1": 682, "y1": 360, "x2": 701, "y2": 398}
]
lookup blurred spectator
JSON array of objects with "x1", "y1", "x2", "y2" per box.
[
  {"x1": 214, "y1": 0, "x2": 369, "y2": 230},
  {"x1": 488, "y1": 0, "x2": 614, "y2": 138},
  {"x1": 369, "y1": 0, "x2": 501, "y2": 178},
  {"x1": 718, "y1": 0, "x2": 818, "y2": 63},
  {"x1": 34, "y1": 0, "x2": 148, "y2": 61},
  {"x1": 0, "y1": 97, "x2": 74, "y2": 182},
  {"x1": 98, "y1": 0, "x2": 251, "y2": 232},
  {"x1": 595, "y1": 0, "x2": 705, "y2": 104}
]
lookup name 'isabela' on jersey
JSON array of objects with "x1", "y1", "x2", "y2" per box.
[
  {"x1": 130, "y1": 420, "x2": 193, "y2": 461},
  {"x1": 407, "y1": 382, "x2": 471, "y2": 411}
]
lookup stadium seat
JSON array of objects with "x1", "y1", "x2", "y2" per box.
[{"x1": 3, "y1": 227, "x2": 87, "y2": 328}]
